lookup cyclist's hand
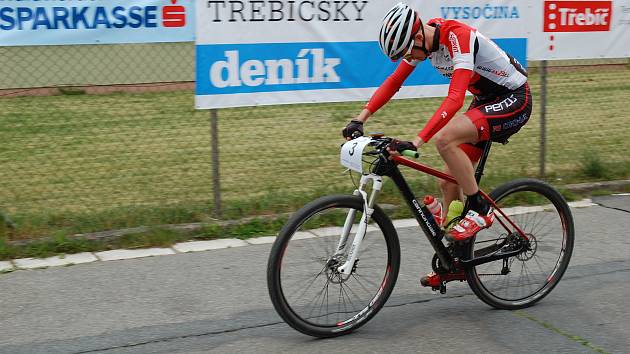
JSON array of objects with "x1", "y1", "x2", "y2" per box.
[
  {"x1": 387, "y1": 139, "x2": 417, "y2": 157},
  {"x1": 342, "y1": 119, "x2": 364, "y2": 140},
  {"x1": 413, "y1": 136, "x2": 425, "y2": 149}
]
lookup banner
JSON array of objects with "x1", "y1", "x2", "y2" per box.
[
  {"x1": 528, "y1": 0, "x2": 630, "y2": 60},
  {"x1": 0, "y1": 0, "x2": 194, "y2": 46},
  {"x1": 195, "y1": 0, "x2": 529, "y2": 109}
]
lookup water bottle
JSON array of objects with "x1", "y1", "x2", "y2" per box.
[
  {"x1": 423, "y1": 195, "x2": 443, "y2": 225},
  {"x1": 446, "y1": 200, "x2": 464, "y2": 226}
]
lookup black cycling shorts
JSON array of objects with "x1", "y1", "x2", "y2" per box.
[{"x1": 460, "y1": 83, "x2": 532, "y2": 162}]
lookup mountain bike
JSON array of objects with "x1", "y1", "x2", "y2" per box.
[{"x1": 267, "y1": 135, "x2": 574, "y2": 337}]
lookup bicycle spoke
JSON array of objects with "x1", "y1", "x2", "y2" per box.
[
  {"x1": 305, "y1": 276, "x2": 332, "y2": 320},
  {"x1": 343, "y1": 280, "x2": 370, "y2": 308},
  {"x1": 284, "y1": 265, "x2": 329, "y2": 302},
  {"x1": 532, "y1": 253, "x2": 550, "y2": 276},
  {"x1": 351, "y1": 274, "x2": 379, "y2": 298},
  {"x1": 339, "y1": 283, "x2": 358, "y2": 315},
  {"x1": 520, "y1": 261, "x2": 535, "y2": 296},
  {"x1": 529, "y1": 214, "x2": 551, "y2": 239}
]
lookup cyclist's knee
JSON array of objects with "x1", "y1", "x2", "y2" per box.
[
  {"x1": 434, "y1": 132, "x2": 456, "y2": 154},
  {"x1": 435, "y1": 115, "x2": 479, "y2": 153}
]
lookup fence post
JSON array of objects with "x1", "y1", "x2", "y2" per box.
[
  {"x1": 539, "y1": 60, "x2": 548, "y2": 178},
  {"x1": 210, "y1": 109, "x2": 221, "y2": 219}
]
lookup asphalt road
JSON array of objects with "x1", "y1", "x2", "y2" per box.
[{"x1": 0, "y1": 195, "x2": 628, "y2": 354}]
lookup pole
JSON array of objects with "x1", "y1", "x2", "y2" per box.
[
  {"x1": 210, "y1": 109, "x2": 221, "y2": 219},
  {"x1": 539, "y1": 60, "x2": 548, "y2": 178}
]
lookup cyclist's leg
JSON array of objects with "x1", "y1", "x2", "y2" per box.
[
  {"x1": 433, "y1": 115, "x2": 481, "y2": 196},
  {"x1": 438, "y1": 167, "x2": 462, "y2": 225},
  {"x1": 434, "y1": 116, "x2": 501, "y2": 242},
  {"x1": 446, "y1": 85, "x2": 532, "y2": 241},
  {"x1": 438, "y1": 83, "x2": 532, "y2": 198},
  {"x1": 431, "y1": 95, "x2": 487, "y2": 219},
  {"x1": 439, "y1": 145, "x2": 482, "y2": 224}
]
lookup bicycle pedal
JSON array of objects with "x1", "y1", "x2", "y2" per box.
[
  {"x1": 429, "y1": 283, "x2": 448, "y2": 294},
  {"x1": 429, "y1": 286, "x2": 447, "y2": 295}
]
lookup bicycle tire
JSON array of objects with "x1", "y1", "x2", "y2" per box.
[
  {"x1": 464, "y1": 178, "x2": 574, "y2": 310},
  {"x1": 267, "y1": 195, "x2": 400, "y2": 337}
]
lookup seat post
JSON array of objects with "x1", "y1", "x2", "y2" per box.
[{"x1": 474, "y1": 141, "x2": 493, "y2": 184}]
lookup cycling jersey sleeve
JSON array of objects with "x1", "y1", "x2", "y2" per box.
[
  {"x1": 418, "y1": 68, "x2": 472, "y2": 142},
  {"x1": 364, "y1": 60, "x2": 417, "y2": 114}
]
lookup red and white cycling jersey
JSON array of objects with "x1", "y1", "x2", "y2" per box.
[
  {"x1": 364, "y1": 18, "x2": 528, "y2": 143},
  {"x1": 417, "y1": 18, "x2": 527, "y2": 96}
]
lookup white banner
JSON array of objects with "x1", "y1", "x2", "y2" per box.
[
  {"x1": 195, "y1": 0, "x2": 529, "y2": 109},
  {"x1": 528, "y1": 0, "x2": 630, "y2": 60}
]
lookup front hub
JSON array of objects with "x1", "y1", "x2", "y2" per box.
[{"x1": 325, "y1": 256, "x2": 354, "y2": 283}]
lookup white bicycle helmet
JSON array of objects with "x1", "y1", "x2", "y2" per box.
[{"x1": 379, "y1": 2, "x2": 422, "y2": 60}]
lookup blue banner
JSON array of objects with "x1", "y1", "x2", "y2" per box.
[
  {"x1": 0, "y1": 0, "x2": 194, "y2": 46},
  {"x1": 195, "y1": 38, "x2": 527, "y2": 96}
]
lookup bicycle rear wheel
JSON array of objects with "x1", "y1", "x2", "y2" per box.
[
  {"x1": 465, "y1": 179, "x2": 574, "y2": 309},
  {"x1": 267, "y1": 195, "x2": 400, "y2": 337}
]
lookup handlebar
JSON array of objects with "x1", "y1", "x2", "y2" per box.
[
  {"x1": 402, "y1": 150, "x2": 419, "y2": 159},
  {"x1": 362, "y1": 137, "x2": 421, "y2": 159}
]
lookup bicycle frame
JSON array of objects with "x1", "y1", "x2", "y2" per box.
[
  {"x1": 392, "y1": 155, "x2": 529, "y2": 242},
  {"x1": 336, "y1": 140, "x2": 529, "y2": 275}
]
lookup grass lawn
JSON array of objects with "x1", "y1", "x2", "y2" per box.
[{"x1": 1, "y1": 66, "x2": 629, "y2": 242}]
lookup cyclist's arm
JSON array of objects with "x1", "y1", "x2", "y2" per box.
[
  {"x1": 417, "y1": 68, "x2": 472, "y2": 143},
  {"x1": 418, "y1": 26, "x2": 476, "y2": 143},
  {"x1": 357, "y1": 60, "x2": 417, "y2": 122}
]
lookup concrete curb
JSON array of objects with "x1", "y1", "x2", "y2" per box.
[
  {"x1": 12, "y1": 253, "x2": 98, "y2": 269},
  {"x1": 563, "y1": 179, "x2": 630, "y2": 193},
  {"x1": 95, "y1": 248, "x2": 176, "y2": 261},
  {"x1": 172, "y1": 239, "x2": 249, "y2": 253},
  {"x1": 0, "y1": 198, "x2": 606, "y2": 274}
]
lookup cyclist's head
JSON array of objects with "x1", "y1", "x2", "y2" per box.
[{"x1": 379, "y1": 2, "x2": 424, "y2": 61}]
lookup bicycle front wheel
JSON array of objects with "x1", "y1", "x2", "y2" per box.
[
  {"x1": 267, "y1": 195, "x2": 400, "y2": 337},
  {"x1": 465, "y1": 179, "x2": 574, "y2": 310}
]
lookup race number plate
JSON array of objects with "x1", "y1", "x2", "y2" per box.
[{"x1": 340, "y1": 137, "x2": 372, "y2": 173}]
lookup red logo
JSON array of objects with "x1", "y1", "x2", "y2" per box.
[
  {"x1": 544, "y1": 1, "x2": 612, "y2": 32},
  {"x1": 162, "y1": 0, "x2": 186, "y2": 28},
  {"x1": 449, "y1": 32, "x2": 460, "y2": 54}
]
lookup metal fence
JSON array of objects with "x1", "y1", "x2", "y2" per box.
[{"x1": 1, "y1": 43, "x2": 629, "y2": 237}]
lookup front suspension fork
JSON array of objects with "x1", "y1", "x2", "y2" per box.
[{"x1": 336, "y1": 174, "x2": 382, "y2": 275}]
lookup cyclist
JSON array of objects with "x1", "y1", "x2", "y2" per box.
[{"x1": 342, "y1": 2, "x2": 531, "y2": 284}]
